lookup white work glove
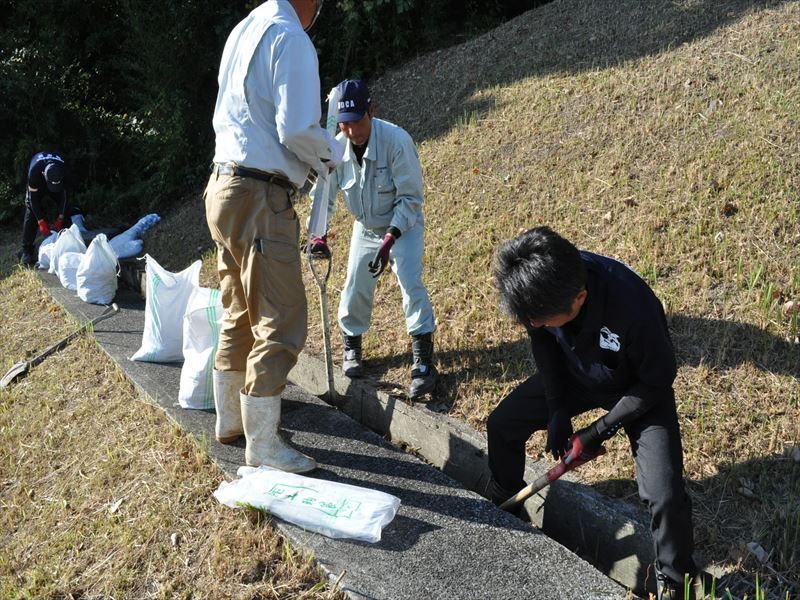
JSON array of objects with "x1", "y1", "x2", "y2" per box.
[{"x1": 321, "y1": 134, "x2": 344, "y2": 171}]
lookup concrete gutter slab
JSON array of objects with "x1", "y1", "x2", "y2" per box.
[{"x1": 37, "y1": 273, "x2": 629, "y2": 600}]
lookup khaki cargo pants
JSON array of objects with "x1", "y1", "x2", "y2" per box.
[{"x1": 204, "y1": 170, "x2": 307, "y2": 398}]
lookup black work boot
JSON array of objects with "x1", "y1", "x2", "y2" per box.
[
  {"x1": 656, "y1": 569, "x2": 708, "y2": 600},
  {"x1": 409, "y1": 332, "x2": 439, "y2": 398},
  {"x1": 485, "y1": 477, "x2": 523, "y2": 518},
  {"x1": 18, "y1": 249, "x2": 36, "y2": 268},
  {"x1": 342, "y1": 334, "x2": 363, "y2": 378}
]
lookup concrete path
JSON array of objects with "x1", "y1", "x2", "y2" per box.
[{"x1": 37, "y1": 273, "x2": 630, "y2": 600}]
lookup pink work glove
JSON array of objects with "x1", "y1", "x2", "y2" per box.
[{"x1": 368, "y1": 233, "x2": 395, "y2": 278}]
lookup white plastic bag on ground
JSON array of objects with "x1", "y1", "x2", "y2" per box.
[
  {"x1": 213, "y1": 465, "x2": 401, "y2": 543},
  {"x1": 130, "y1": 255, "x2": 201, "y2": 363},
  {"x1": 57, "y1": 251, "x2": 83, "y2": 291},
  {"x1": 37, "y1": 232, "x2": 59, "y2": 270},
  {"x1": 49, "y1": 224, "x2": 86, "y2": 275},
  {"x1": 178, "y1": 287, "x2": 223, "y2": 409},
  {"x1": 77, "y1": 234, "x2": 119, "y2": 305},
  {"x1": 109, "y1": 213, "x2": 160, "y2": 259}
]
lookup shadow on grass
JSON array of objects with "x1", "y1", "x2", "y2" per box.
[
  {"x1": 360, "y1": 314, "x2": 798, "y2": 413},
  {"x1": 589, "y1": 454, "x2": 800, "y2": 599},
  {"x1": 669, "y1": 314, "x2": 799, "y2": 377},
  {"x1": 377, "y1": 0, "x2": 793, "y2": 143}
]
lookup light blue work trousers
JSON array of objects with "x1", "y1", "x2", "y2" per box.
[{"x1": 338, "y1": 219, "x2": 436, "y2": 337}]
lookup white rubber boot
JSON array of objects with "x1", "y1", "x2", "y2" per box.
[
  {"x1": 241, "y1": 393, "x2": 317, "y2": 473},
  {"x1": 213, "y1": 370, "x2": 245, "y2": 444}
]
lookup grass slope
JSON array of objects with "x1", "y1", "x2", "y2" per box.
[
  {"x1": 0, "y1": 270, "x2": 344, "y2": 599},
  {"x1": 309, "y1": 1, "x2": 800, "y2": 595}
]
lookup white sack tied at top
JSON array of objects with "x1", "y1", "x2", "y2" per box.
[
  {"x1": 76, "y1": 234, "x2": 119, "y2": 305},
  {"x1": 48, "y1": 224, "x2": 86, "y2": 275},
  {"x1": 130, "y1": 254, "x2": 201, "y2": 363}
]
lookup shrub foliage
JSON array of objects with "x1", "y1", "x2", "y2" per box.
[{"x1": 0, "y1": 0, "x2": 545, "y2": 224}]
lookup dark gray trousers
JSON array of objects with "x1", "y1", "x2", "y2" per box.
[{"x1": 486, "y1": 373, "x2": 697, "y2": 583}]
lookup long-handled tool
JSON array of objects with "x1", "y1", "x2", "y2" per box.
[
  {"x1": 307, "y1": 253, "x2": 335, "y2": 401},
  {"x1": 499, "y1": 442, "x2": 606, "y2": 511},
  {"x1": 305, "y1": 85, "x2": 343, "y2": 402},
  {"x1": 1, "y1": 302, "x2": 120, "y2": 389}
]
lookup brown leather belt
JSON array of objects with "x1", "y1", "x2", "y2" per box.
[{"x1": 213, "y1": 163, "x2": 296, "y2": 198}]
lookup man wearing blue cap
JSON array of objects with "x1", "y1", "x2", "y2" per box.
[
  {"x1": 311, "y1": 79, "x2": 438, "y2": 398},
  {"x1": 19, "y1": 151, "x2": 73, "y2": 266}
]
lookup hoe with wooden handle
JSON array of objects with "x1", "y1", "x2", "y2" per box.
[
  {"x1": 499, "y1": 442, "x2": 606, "y2": 511},
  {"x1": 1, "y1": 302, "x2": 120, "y2": 389}
]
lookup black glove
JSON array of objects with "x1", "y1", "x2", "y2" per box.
[
  {"x1": 545, "y1": 408, "x2": 573, "y2": 461},
  {"x1": 571, "y1": 422, "x2": 603, "y2": 457}
]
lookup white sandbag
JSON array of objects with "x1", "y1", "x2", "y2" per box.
[
  {"x1": 214, "y1": 466, "x2": 401, "y2": 543},
  {"x1": 77, "y1": 234, "x2": 119, "y2": 305},
  {"x1": 130, "y1": 255, "x2": 201, "y2": 363},
  {"x1": 178, "y1": 287, "x2": 223, "y2": 409},
  {"x1": 57, "y1": 251, "x2": 83, "y2": 291},
  {"x1": 49, "y1": 224, "x2": 86, "y2": 275},
  {"x1": 37, "y1": 232, "x2": 59, "y2": 270}
]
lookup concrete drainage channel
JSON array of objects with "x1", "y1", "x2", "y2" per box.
[
  {"x1": 45, "y1": 260, "x2": 660, "y2": 598},
  {"x1": 289, "y1": 352, "x2": 658, "y2": 592}
]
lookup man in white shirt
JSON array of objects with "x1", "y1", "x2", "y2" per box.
[{"x1": 205, "y1": 0, "x2": 341, "y2": 473}]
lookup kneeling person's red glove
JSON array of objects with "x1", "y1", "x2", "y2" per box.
[
  {"x1": 53, "y1": 217, "x2": 64, "y2": 232},
  {"x1": 37, "y1": 219, "x2": 51, "y2": 237}
]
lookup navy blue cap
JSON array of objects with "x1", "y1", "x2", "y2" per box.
[
  {"x1": 335, "y1": 79, "x2": 371, "y2": 123},
  {"x1": 44, "y1": 162, "x2": 64, "y2": 193}
]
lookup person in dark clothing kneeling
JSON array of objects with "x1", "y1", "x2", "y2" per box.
[
  {"x1": 19, "y1": 151, "x2": 74, "y2": 267},
  {"x1": 486, "y1": 226, "x2": 702, "y2": 600}
]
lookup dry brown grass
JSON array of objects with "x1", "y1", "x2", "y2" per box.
[
  {"x1": 310, "y1": 2, "x2": 800, "y2": 595},
  {"x1": 141, "y1": 1, "x2": 799, "y2": 596},
  {"x1": 0, "y1": 269, "x2": 345, "y2": 599}
]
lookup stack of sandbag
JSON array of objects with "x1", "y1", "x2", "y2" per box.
[
  {"x1": 37, "y1": 232, "x2": 59, "y2": 271},
  {"x1": 129, "y1": 255, "x2": 231, "y2": 412},
  {"x1": 130, "y1": 254, "x2": 201, "y2": 363},
  {"x1": 77, "y1": 234, "x2": 119, "y2": 305},
  {"x1": 57, "y1": 252, "x2": 84, "y2": 291},
  {"x1": 48, "y1": 224, "x2": 86, "y2": 278},
  {"x1": 178, "y1": 286, "x2": 224, "y2": 409}
]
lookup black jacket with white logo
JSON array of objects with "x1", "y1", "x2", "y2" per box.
[{"x1": 527, "y1": 251, "x2": 677, "y2": 438}]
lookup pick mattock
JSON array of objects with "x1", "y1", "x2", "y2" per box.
[
  {"x1": 1, "y1": 302, "x2": 120, "y2": 389},
  {"x1": 499, "y1": 439, "x2": 606, "y2": 511}
]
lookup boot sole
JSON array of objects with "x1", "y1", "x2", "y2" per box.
[
  {"x1": 245, "y1": 459, "x2": 317, "y2": 474},
  {"x1": 216, "y1": 433, "x2": 243, "y2": 444}
]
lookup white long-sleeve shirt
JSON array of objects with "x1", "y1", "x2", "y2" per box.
[{"x1": 212, "y1": 1, "x2": 337, "y2": 187}]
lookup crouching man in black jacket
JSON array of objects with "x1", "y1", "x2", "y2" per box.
[{"x1": 486, "y1": 226, "x2": 701, "y2": 600}]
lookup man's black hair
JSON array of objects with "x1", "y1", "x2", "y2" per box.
[{"x1": 492, "y1": 226, "x2": 587, "y2": 324}]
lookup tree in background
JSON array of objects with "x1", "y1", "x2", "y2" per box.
[{"x1": 0, "y1": 0, "x2": 546, "y2": 226}]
